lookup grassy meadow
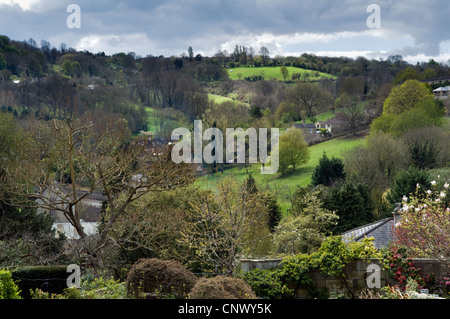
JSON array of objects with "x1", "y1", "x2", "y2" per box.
[{"x1": 227, "y1": 66, "x2": 336, "y2": 82}]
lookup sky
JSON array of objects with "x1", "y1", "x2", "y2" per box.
[{"x1": 1, "y1": 0, "x2": 450, "y2": 64}]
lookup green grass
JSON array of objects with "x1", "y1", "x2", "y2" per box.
[
  {"x1": 144, "y1": 107, "x2": 160, "y2": 133},
  {"x1": 295, "y1": 111, "x2": 336, "y2": 123},
  {"x1": 227, "y1": 66, "x2": 336, "y2": 82},
  {"x1": 196, "y1": 135, "x2": 366, "y2": 213},
  {"x1": 208, "y1": 94, "x2": 249, "y2": 107}
]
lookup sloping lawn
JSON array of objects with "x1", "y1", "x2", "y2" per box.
[
  {"x1": 196, "y1": 135, "x2": 366, "y2": 213},
  {"x1": 227, "y1": 66, "x2": 335, "y2": 82}
]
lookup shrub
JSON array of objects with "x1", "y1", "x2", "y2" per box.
[
  {"x1": 381, "y1": 244, "x2": 424, "y2": 291},
  {"x1": 394, "y1": 181, "x2": 450, "y2": 259},
  {"x1": 188, "y1": 276, "x2": 257, "y2": 299},
  {"x1": 12, "y1": 265, "x2": 69, "y2": 299},
  {"x1": 386, "y1": 167, "x2": 431, "y2": 209},
  {"x1": 126, "y1": 258, "x2": 198, "y2": 299},
  {"x1": 243, "y1": 268, "x2": 293, "y2": 299},
  {"x1": 279, "y1": 236, "x2": 381, "y2": 298},
  {"x1": 311, "y1": 152, "x2": 345, "y2": 187},
  {"x1": 0, "y1": 269, "x2": 21, "y2": 299},
  {"x1": 81, "y1": 276, "x2": 127, "y2": 299},
  {"x1": 30, "y1": 277, "x2": 127, "y2": 299}
]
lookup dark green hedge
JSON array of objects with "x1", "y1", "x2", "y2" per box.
[{"x1": 12, "y1": 265, "x2": 70, "y2": 299}]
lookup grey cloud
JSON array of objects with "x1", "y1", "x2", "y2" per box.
[{"x1": 0, "y1": 0, "x2": 449, "y2": 59}]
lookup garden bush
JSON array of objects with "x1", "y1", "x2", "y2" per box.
[
  {"x1": 30, "y1": 276, "x2": 127, "y2": 299},
  {"x1": 0, "y1": 269, "x2": 21, "y2": 299},
  {"x1": 243, "y1": 268, "x2": 293, "y2": 299},
  {"x1": 126, "y1": 258, "x2": 198, "y2": 299},
  {"x1": 188, "y1": 276, "x2": 257, "y2": 299},
  {"x1": 12, "y1": 265, "x2": 69, "y2": 299}
]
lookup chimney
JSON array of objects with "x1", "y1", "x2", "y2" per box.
[{"x1": 393, "y1": 202, "x2": 402, "y2": 225}]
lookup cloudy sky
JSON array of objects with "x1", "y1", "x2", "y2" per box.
[{"x1": 1, "y1": 0, "x2": 449, "y2": 64}]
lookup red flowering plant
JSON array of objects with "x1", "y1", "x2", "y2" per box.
[
  {"x1": 382, "y1": 244, "x2": 425, "y2": 291},
  {"x1": 394, "y1": 180, "x2": 450, "y2": 260}
]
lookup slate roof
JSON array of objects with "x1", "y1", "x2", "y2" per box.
[
  {"x1": 341, "y1": 217, "x2": 395, "y2": 249},
  {"x1": 433, "y1": 86, "x2": 450, "y2": 92},
  {"x1": 292, "y1": 123, "x2": 316, "y2": 129}
]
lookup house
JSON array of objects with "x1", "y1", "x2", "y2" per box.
[
  {"x1": 433, "y1": 86, "x2": 450, "y2": 99},
  {"x1": 341, "y1": 203, "x2": 402, "y2": 249},
  {"x1": 35, "y1": 183, "x2": 106, "y2": 239},
  {"x1": 292, "y1": 120, "x2": 322, "y2": 144},
  {"x1": 52, "y1": 220, "x2": 98, "y2": 240},
  {"x1": 315, "y1": 118, "x2": 333, "y2": 134},
  {"x1": 292, "y1": 120, "x2": 317, "y2": 134}
]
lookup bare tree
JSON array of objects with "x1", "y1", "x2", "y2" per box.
[
  {"x1": 1, "y1": 111, "x2": 195, "y2": 265},
  {"x1": 286, "y1": 82, "x2": 333, "y2": 118},
  {"x1": 259, "y1": 47, "x2": 270, "y2": 66}
]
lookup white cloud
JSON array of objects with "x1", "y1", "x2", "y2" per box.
[
  {"x1": 0, "y1": 0, "x2": 40, "y2": 11},
  {"x1": 74, "y1": 33, "x2": 160, "y2": 56}
]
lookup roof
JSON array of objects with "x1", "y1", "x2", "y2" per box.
[
  {"x1": 433, "y1": 86, "x2": 450, "y2": 92},
  {"x1": 341, "y1": 217, "x2": 395, "y2": 249},
  {"x1": 292, "y1": 123, "x2": 316, "y2": 129}
]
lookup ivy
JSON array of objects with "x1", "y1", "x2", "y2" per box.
[{"x1": 245, "y1": 236, "x2": 381, "y2": 299}]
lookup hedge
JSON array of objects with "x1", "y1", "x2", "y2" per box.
[{"x1": 12, "y1": 265, "x2": 70, "y2": 299}]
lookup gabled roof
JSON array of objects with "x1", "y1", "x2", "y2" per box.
[{"x1": 341, "y1": 217, "x2": 395, "y2": 249}]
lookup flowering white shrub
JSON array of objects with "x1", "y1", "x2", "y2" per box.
[{"x1": 395, "y1": 178, "x2": 450, "y2": 260}]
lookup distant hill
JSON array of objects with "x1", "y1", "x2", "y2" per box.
[{"x1": 227, "y1": 66, "x2": 335, "y2": 82}]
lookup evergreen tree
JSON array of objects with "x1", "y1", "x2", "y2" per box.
[
  {"x1": 311, "y1": 152, "x2": 346, "y2": 187},
  {"x1": 386, "y1": 167, "x2": 431, "y2": 209},
  {"x1": 322, "y1": 181, "x2": 374, "y2": 234}
]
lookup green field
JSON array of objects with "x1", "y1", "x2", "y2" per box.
[
  {"x1": 295, "y1": 111, "x2": 336, "y2": 123},
  {"x1": 227, "y1": 66, "x2": 336, "y2": 82},
  {"x1": 208, "y1": 94, "x2": 249, "y2": 106},
  {"x1": 196, "y1": 135, "x2": 366, "y2": 213},
  {"x1": 145, "y1": 107, "x2": 160, "y2": 133}
]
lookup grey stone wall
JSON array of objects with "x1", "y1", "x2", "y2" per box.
[{"x1": 240, "y1": 258, "x2": 450, "y2": 299}]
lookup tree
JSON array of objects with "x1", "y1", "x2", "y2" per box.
[
  {"x1": 259, "y1": 47, "x2": 270, "y2": 66},
  {"x1": 372, "y1": 97, "x2": 445, "y2": 137},
  {"x1": 395, "y1": 183, "x2": 450, "y2": 260},
  {"x1": 0, "y1": 53, "x2": 6, "y2": 70},
  {"x1": 180, "y1": 178, "x2": 271, "y2": 275},
  {"x1": 311, "y1": 152, "x2": 346, "y2": 187},
  {"x1": 386, "y1": 167, "x2": 431, "y2": 209},
  {"x1": 336, "y1": 93, "x2": 365, "y2": 135},
  {"x1": 272, "y1": 186, "x2": 338, "y2": 255},
  {"x1": 402, "y1": 126, "x2": 450, "y2": 169},
  {"x1": 322, "y1": 181, "x2": 375, "y2": 234},
  {"x1": 244, "y1": 175, "x2": 281, "y2": 232},
  {"x1": 62, "y1": 59, "x2": 73, "y2": 76},
  {"x1": 1, "y1": 112, "x2": 195, "y2": 266},
  {"x1": 106, "y1": 186, "x2": 204, "y2": 268},
  {"x1": 383, "y1": 80, "x2": 434, "y2": 115},
  {"x1": 188, "y1": 46, "x2": 194, "y2": 61},
  {"x1": 278, "y1": 128, "x2": 310, "y2": 174},
  {"x1": 280, "y1": 65, "x2": 289, "y2": 82},
  {"x1": 286, "y1": 82, "x2": 333, "y2": 118}
]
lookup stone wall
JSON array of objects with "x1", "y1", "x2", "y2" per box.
[{"x1": 240, "y1": 258, "x2": 449, "y2": 299}]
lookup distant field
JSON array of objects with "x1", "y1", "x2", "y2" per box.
[
  {"x1": 145, "y1": 107, "x2": 160, "y2": 133},
  {"x1": 208, "y1": 94, "x2": 249, "y2": 106},
  {"x1": 227, "y1": 66, "x2": 336, "y2": 82},
  {"x1": 196, "y1": 135, "x2": 366, "y2": 213},
  {"x1": 295, "y1": 111, "x2": 336, "y2": 123}
]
